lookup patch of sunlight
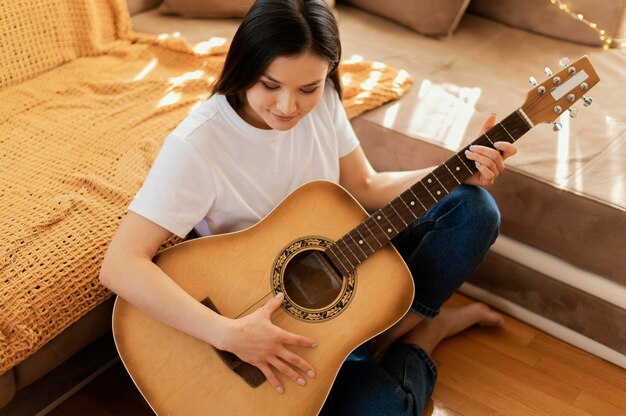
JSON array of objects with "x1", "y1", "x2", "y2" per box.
[
  {"x1": 193, "y1": 37, "x2": 227, "y2": 54},
  {"x1": 371, "y1": 61, "x2": 386, "y2": 70},
  {"x1": 345, "y1": 54, "x2": 364, "y2": 63},
  {"x1": 133, "y1": 58, "x2": 157, "y2": 81},
  {"x1": 158, "y1": 92, "x2": 182, "y2": 108},
  {"x1": 555, "y1": 113, "x2": 571, "y2": 187},
  {"x1": 604, "y1": 115, "x2": 625, "y2": 204},
  {"x1": 407, "y1": 79, "x2": 481, "y2": 149},
  {"x1": 157, "y1": 32, "x2": 182, "y2": 41},
  {"x1": 418, "y1": 79, "x2": 432, "y2": 99},
  {"x1": 360, "y1": 70, "x2": 382, "y2": 91},
  {"x1": 168, "y1": 70, "x2": 205, "y2": 87},
  {"x1": 393, "y1": 69, "x2": 410, "y2": 86},
  {"x1": 382, "y1": 102, "x2": 400, "y2": 128},
  {"x1": 431, "y1": 406, "x2": 455, "y2": 416}
]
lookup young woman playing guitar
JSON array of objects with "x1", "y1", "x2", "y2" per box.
[{"x1": 100, "y1": 0, "x2": 515, "y2": 414}]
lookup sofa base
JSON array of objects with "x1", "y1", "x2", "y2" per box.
[
  {"x1": 466, "y1": 238, "x2": 626, "y2": 369},
  {"x1": 0, "y1": 298, "x2": 116, "y2": 414}
]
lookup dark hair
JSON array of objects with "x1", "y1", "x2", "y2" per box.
[{"x1": 212, "y1": 0, "x2": 342, "y2": 109}]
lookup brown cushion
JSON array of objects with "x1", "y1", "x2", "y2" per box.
[
  {"x1": 342, "y1": 0, "x2": 471, "y2": 38},
  {"x1": 160, "y1": 0, "x2": 336, "y2": 18},
  {"x1": 468, "y1": 0, "x2": 626, "y2": 48}
]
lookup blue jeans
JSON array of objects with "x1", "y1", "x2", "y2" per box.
[{"x1": 320, "y1": 185, "x2": 500, "y2": 416}]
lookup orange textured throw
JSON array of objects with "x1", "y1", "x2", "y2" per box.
[{"x1": 0, "y1": 0, "x2": 412, "y2": 372}]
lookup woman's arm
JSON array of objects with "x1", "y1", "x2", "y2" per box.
[
  {"x1": 339, "y1": 115, "x2": 517, "y2": 211},
  {"x1": 100, "y1": 212, "x2": 317, "y2": 393},
  {"x1": 100, "y1": 212, "x2": 230, "y2": 346}
]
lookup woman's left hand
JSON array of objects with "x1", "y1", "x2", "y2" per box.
[{"x1": 464, "y1": 114, "x2": 518, "y2": 187}]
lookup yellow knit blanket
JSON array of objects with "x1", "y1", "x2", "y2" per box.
[{"x1": 0, "y1": 0, "x2": 412, "y2": 372}]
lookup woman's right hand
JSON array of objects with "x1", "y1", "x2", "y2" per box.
[{"x1": 219, "y1": 292, "x2": 317, "y2": 394}]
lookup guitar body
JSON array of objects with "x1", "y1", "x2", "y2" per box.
[{"x1": 113, "y1": 181, "x2": 415, "y2": 416}]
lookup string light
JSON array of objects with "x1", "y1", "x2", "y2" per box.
[{"x1": 549, "y1": 0, "x2": 625, "y2": 49}]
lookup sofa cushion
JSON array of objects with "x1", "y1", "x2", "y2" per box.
[
  {"x1": 159, "y1": 0, "x2": 335, "y2": 18},
  {"x1": 341, "y1": 0, "x2": 470, "y2": 38},
  {"x1": 469, "y1": 0, "x2": 626, "y2": 48}
]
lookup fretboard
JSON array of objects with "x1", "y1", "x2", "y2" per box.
[{"x1": 325, "y1": 109, "x2": 532, "y2": 276}]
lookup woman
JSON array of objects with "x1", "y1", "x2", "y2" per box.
[{"x1": 100, "y1": 0, "x2": 514, "y2": 414}]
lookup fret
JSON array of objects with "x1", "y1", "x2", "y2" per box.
[
  {"x1": 472, "y1": 134, "x2": 493, "y2": 148},
  {"x1": 431, "y1": 172, "x2": 449, "y2": 194},
  {"x1": 500, "y1": 123, "x2": 515, "y2": 142},
  {"x1": 347, "y1": 232, "x2": 369, "y2": 258},
  {"x1": 432, "y1": 165, "x2": 461, "y2": 192},
  {"x1": 420, "y1": 181, "x2": 438, "y2": 203},
  {"x1": 355, "y1": 225, "x2": 376, "y2": 252},
  {"x1": 326, "y1": 245, "x2": 351, "y2": 275},
  {"x1": 366, "y1": 216, "x2": 390, "y2": 246},
  {"x1": 376, "y1": 209, "x2": 399, "y2": 235},
  {"x1": 517, "y1": 108, "x2": 534, "y2": 128},
  {"x1": 363, "y1": 220, "x2": 383, "y2": 247},
  {"x1": 388, "y1": 203, "x2": 408, "y2": 227},
  {"x1": 483, "y1": 132, "x2": 495, "y2": 146},
  {"x1": 338, "y1": 237, "x2": 360, "y2": 266},
  {"x1": 455, "y1": 153, "x2": 474, "y2": 175},
  {"x1": 380, "y1": 204, "x2": 404, "y2": 233},
  {"x1": 443, "y1": 162, "x2": 461, "y2": 185},
  {"x1": 407, "y1": 188, "x2": 428, "y2": 211},
  {"x1": 397, "y1": 194, "x2": 418, "y2": 220},
  {"x1": 331, "y1": 240, "x2": 355, "y2": 270}
]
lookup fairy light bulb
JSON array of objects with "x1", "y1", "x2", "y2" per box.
[{"x1": 548, "y1": 0, "x2": 625, "y2": 49}]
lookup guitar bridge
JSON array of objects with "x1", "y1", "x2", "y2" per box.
[{"x1": 200, "y1": 297, "x2": 266, "y2": 388}]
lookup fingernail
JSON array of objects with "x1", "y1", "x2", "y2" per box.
[
  {"x1": 465, "y1": 150, "x2": 472, "y2": 156},
  {"x1": 469, "y1": 145, "x2": 477, "y2": 151},
  {"x1": 311, "y1": 342, "x2": 317, "y2": 348},
  {"x1": 475, "y1": 161, "x2": 481, "y2": 167},
  {"x1": 275, "y1": 292, "x2": 284, "y2": 299},
  {"x1": 307, "y1": 370, "x2": 316, "y2": 378},
  {"x1": 297, "y1": 378, "x2": 306, "y2": 386},
  {"x1": 494, "y1": 142, "x2": 503, "y2": 149},
  {"x1": 490, "y1": 112, "x2": 497, "y2": 117},
  {"x1": 276, "y1": 386, "x2": 284, "y2": 394}
]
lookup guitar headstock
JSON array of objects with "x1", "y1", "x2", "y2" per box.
[{"x1": 521, "y1": 56, "x2": 599, "y2": 130}]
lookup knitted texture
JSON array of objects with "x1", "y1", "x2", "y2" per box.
[{"x1": 0, "y1": 0, "x2": 412, "y2": 372}]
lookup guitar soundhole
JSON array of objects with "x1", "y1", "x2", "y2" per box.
[{"x1": 283, "y1": 249, "x2": 344, "y2": 310}]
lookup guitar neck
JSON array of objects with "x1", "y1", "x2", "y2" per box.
[{"x1": 325, "y1": 109, "x2": 533, "y2": 276}]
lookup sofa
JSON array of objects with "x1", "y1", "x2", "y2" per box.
[{"x1": 1, "y1": 0, "x2": 624, "y2": 413}]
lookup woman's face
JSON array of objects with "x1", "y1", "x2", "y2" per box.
[{"x1": 239, "y1": 52, "x2": 330, "y2": 131}]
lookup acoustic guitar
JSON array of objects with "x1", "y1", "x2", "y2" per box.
[{"x1": 112, "y1": 56, "x2": 599, "y2": 415}]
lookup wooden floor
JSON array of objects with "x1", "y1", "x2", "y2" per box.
[{"x1": 48, "y1": 294, "x2": 626, "y2": 416}]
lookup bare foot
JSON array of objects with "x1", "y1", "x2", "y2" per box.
[{"x1": 400, "y1": 303, "x2": 504, "y2": 355}]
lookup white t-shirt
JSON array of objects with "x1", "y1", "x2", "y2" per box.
[{"x1": 128, "y1": 83, "x2": 360, "y2": 238}]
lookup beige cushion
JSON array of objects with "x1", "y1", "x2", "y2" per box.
[
  {"x1": 468, "y1": 0, "x2": 626, "y2": 48},
  {"x1": 159, "y1": 0, "x2": 335, "y2": 18},
  {"x1": 341, "y1": 0, "x2": 470, "y2": 38}
]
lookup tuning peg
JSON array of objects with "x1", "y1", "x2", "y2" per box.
[
  {"x1": 568, "y1": 108, "x2": 579, "y2": 118},
  {"x1": 529, "y1": 76, "x2": 538, "y2": 86},
  {"x1": 552, "y1": 121, "x2": 563, "y2": 131},
  {"x1": 559, "y1": 57, "x2": 570, "y2": 67},
  {"x1": 544, "y1": 67, "x2": 553, "y2": 77},
  {"x1": 582, "y1": 96, "x2": 593, "y2": 107}
]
